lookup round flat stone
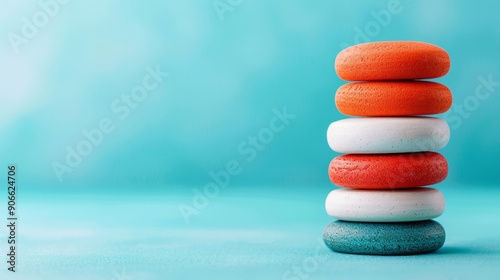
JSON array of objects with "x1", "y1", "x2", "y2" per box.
[
  {"x1": 327, "y1": 117, "x2": 450, "y2": 154},
  {"x1": 323, "y1": 220, "x2": 446, "y2": 255},
  {"x1": 328, "y1": 152, "x2": 448, "y2": 189},
  {"x1": 335, "y1": 81, "x2": 452, "y2": 116},
  {"x1": 325, "y1": 188, "x2": 445, "y2": 222},
  {"x1": 335, "y1": 41, "x2": 450, "y2": 81}
]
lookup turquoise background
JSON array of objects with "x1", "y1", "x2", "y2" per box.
[
  {"x1": 1, "y1": 0, "x2": 499, "y2": 188},
  {"x1": 0, "y1": 1, "x2": 500, "y2": 280}
]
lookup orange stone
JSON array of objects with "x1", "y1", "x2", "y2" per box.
[
  {"x1": 328, "y1": 152, "x2": 448, "y2": 189},
  {"x1": 335, "y1": 41, "x2": 450, "y2": 81},
  {"x1": 335, "y1": 81, "x2": 452, "y2": 116}
]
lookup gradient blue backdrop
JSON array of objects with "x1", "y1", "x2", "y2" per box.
[
  {"x1": 2, "y1": 1, "x2": 500, "y2": 280},
  {"x1": 1, "y1": 0, "x2": 499, "y2": 188}
]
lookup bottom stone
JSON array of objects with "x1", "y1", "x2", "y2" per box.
[{"x1": 323, "y1": 220, "x2": 445, "y2": 255}]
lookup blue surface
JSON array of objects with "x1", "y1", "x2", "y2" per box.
[{"x1": 1, "y1": 183, "x2": 499, "y2": 280}]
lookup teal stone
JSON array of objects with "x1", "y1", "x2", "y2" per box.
[{"x1": 323, "y1": 220, "x2": 445, "y2": 255}]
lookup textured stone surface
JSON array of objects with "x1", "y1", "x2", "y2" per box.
[
  {"x1": 323, "y1": 220, "x2": 446, "y2": 255},
  {"x1": 327, "y1": 117, "x2": 450, "y2": 154},
  {"x1": 335, "y1": 41, "x2": 450, "y2": 81},
  {"x1": 325, "y1": 188, "x2": 445, "y2": 222},
  {"x1": 335, "y1": 81, "x2": 452, "y2": 116},
  {"x1": 328, "y1": 152, "x2": 448, "y2": 189}
]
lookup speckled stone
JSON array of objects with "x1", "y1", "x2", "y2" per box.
[
  {"x1": 335, "y1": 41, "x2": 450, "y2": 81},
  {"x1": 327, "y1": 117, "x2": 450, "y2": 154},
  {"x1": 323, "y1": 220, "x2": 445, "y2": 255},
  {"x1": 325, "y1": 188, "x2": 445, "y2": 222},
  {"x1": 335, "y1": 81, "x2": 452, "y2": 116},
  {"x1": 328, "y1": 152, "x2": 448, "y2": 189}
]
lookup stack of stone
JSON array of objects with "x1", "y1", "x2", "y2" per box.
[{"x1": 323, "y1": 41, "x2": 452, "y2": 255}]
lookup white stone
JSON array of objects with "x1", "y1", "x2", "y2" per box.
[
  {"x1": 325, "y1": 188, "x2": 445, "y2": 222},
  {"x1": 326, "y1": 117, "x2": 450, "y2": 153}
]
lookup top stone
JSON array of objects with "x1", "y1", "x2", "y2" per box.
[{"x1": 335, "y1": 41, "x2": 450, "y2": 81}]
